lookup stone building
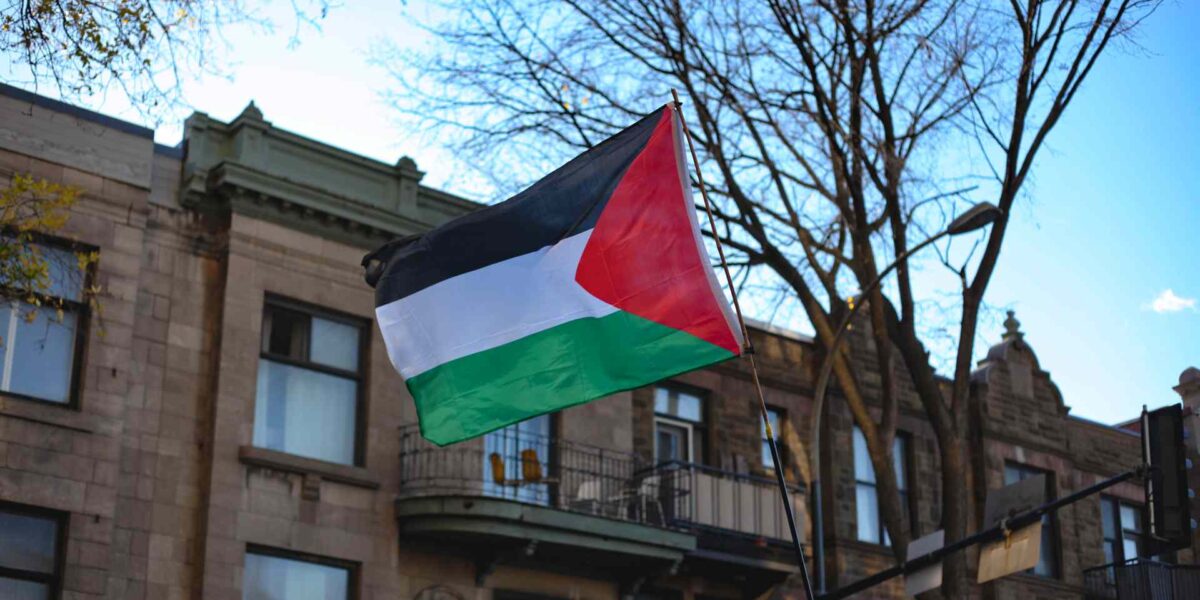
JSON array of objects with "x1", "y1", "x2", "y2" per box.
[{"x1": 0, "y1": 83, "x2": 1193, "y2": 600}]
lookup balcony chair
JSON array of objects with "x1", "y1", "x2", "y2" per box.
[
  {"x1": 570, "y1": 479, "x2": 603, "y2": 515},
  {"x1": 488, "y1": 449, "x2": 558, "y2": 487}
]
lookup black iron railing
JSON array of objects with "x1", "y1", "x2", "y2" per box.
[
  {"x1": 398, "y1": 425, "x2": 806, "y2": 539},
  {"x1": 399, "y1": 424, "x2": 680, "y2": 526},
  {"x1": 640, "y1": 461, "x2": 806, "y2": 542},
  {"x1": 1084, "y1": 559, "x2": 1200, "y2": 599}
]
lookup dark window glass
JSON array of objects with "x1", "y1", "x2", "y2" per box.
[
  {"x1": 1004, "y1": 463, "x2": 1060, "y2": 578},
  {"x1": 254, "y1": 300, "x2": 365, "y2": 465},
  {"x1": 853, "y1": 427, "x2": 910, "y2": 545},
  {"x1": 0, "y1": 243, "x2": 89, "y2": 404},
  {"x1": 657, "y1": 422, "x2": 689, "y2": 463},
  {"x1": 0, "y1": 504, "x2": 64, "y2": 598},
  {"x1": 264, "y1": 305, "x2": 309, "y2": 359},
  {"x1": 243, "y1": 549, "x2": 351, "y2": 600}
]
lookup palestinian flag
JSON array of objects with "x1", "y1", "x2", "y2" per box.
[{"x1": 364, "y1": 104, "x2": 743, "y2": 445}]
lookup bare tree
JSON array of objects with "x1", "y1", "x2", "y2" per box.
[
  {"x1": 1, "y1": 0, "x2": 330, "y2": 117},
  {"x1": 380, "y1": 0, "x2": 1158, "y2": 594}
]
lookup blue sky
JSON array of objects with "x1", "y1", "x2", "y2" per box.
[{"x1": 3, "y1": 0, "x2": 1195, "y2": 424}]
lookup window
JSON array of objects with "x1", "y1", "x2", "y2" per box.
[
  {"x1": 1004, "y1": 463, "x2": 1059, "y2": 577},
  {"x1": 484, "y1": 414, "x2": 554, "y2": 505},
  {"x1": 0, "y1": 502, "x2": 65, "y2": 599},
  {"x1": 853, "y1": 427, "x2": 910, "y2": 546},
  {"x1": 761, "y1": 407, "x2": 784, "y2": 469},
  {"x1": 1101, "y1": 496, "x2": 1145, "y2": 565},
  {"x1": 0, "y1": 242, "x2": 91, "y2": 405},
  {"x1": 654, "y1": 386, "x2": 704, "y2": 464},
  {"x1": 254, "y1": 298, "x2": 366, "y2": 466},
  {"x1": 243, "y1": 547, "x2": 353, "y2": 600}
]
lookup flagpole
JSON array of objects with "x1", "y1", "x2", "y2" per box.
[{"x1": 670, "y1": 90, "x2": 817, "y2": 600}]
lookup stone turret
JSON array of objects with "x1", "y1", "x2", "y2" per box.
[{"x1": 1176, "y1": 367, "x2": 1200, "y2": 455}]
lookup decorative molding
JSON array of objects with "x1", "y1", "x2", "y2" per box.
[{"x1": 179, "y1": 106, "x2": 480, "y2": 250}]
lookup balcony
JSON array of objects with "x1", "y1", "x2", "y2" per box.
[
  {"x1": 1084, "y1": 559, "x2": 1200, "y2": 599},
  {"x1": 644, "y1": 461, "x2": 806, "y2": 543},
  {"x1": 395, "y1": 424, "x2": 695, "y2": 584},
  {"x1": 395, "y1": 425, "x2": 804, "y2": 589}
]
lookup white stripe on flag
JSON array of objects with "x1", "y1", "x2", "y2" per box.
[{"x1": 375, "y1": 230, "x2": 618, "y2": 380}]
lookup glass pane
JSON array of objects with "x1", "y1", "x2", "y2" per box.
[
  {"x1": 656, "y1": 423, "x2": 687, "y2": 463},
  {"x1": 893, "y1": 436, "x2": 907, "y2": 491},
  {"x1": 1035, "y1": 516, "x2": 1055, "y2": 576},
  {"x1": 655, "y1": 388, "x2": 702, "y2": 422},
  {"x1": 310, "y1": 318, "x2": 359, "y2": 372},
  {"x1": 1101, "y1": 498, "x2": 1116, "y2": 539},
  {"x1": 7, "y1": 306, "x2": 76, "y2": 403},
  {"x1": 517, "y1": 413, "x2": 551, "y2": 437},
  {"x1": 654, "y1": 387, "x2": 670, "y2": 414},
  {"x1": 253, "y1": 360, "x2": 358, "y2": 465},
  {"x1": 856, "y1": 484, "x2": 880, "y2": 543},
  {"x1": 0, "y1": 305, "x2": 10, "y2": 384},
  {"x1": 264, "y1": 306, "x2": 309, "y2": 359},
  {"x1": 1003, "y1": 464, "x2": 1021, "y2": 486},
  {"x1": 43, "y1": 246, "x2": 84, "y2": 302},
  {"x1": 762, "y1": 440, "x2": 772, "y2": 468},
  {"x1": 853, "y1": 427, "x2": 874, "y2": 483},
  {"x1": 0, "y1": 577, "x2": 49, "y2": 600},
  {"x1": 675, "y1": 392, "x2": 702, "y2": 422},
  {"x1": 0, "y1": 510, "x2": 58, "y2": 573},
  {"x1": 1103, "y1": 542, "x2": 1114, "y2": 565},
  {"x1": 764, "y1": 409, "x2": 781, "y2": 439},
  {"x1": 1123, "y1": 537, "x2": 1139, "y2": 562},
  {"x1": 243, "y1": 552, "x2": 349, "y2": 600},
  {"x1": 1120, "y1": 504, "x2": 1142, "y2": 533}
]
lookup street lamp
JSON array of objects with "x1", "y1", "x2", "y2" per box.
[{"x1": 808, "y1": 201, "x2": 1001, "y2": 591}]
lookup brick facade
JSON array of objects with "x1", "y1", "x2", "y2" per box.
[{"x1": 0, "y1": 84, "x2": 1194, "y2": 600}]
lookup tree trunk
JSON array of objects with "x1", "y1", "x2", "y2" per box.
[{"x1": 940, "y1": 434, "x2": 970, "y2": 596}]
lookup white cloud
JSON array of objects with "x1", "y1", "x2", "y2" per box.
[{"x1": 1146, "y1": 289, "x2": 1197, "y2": 314}]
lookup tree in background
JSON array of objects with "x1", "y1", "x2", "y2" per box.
[
  {"x1": 380, "y1": 0, "x2": 1158, "y2": 594},
  {"x1": 0, "y1": 0, "x2": 328, "y2": 331},
  {"x1": 0, "y1": 0, "x2": 329, "y2": 114}
]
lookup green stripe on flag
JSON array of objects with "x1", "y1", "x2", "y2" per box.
[{"x1": 408, "y1": 310, "x2": 735, "y2": 445}]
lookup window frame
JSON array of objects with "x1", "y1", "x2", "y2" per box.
[
  {"x1": 1003, "y1": 462, "x2": 1061, "y2": 578},
  {"x1": 852, "y1": 426, "x2": 913, "y2": 546},
  {"x1": 1101, "y1": 495, "x2": 1157, "y2": 565},
  {"x1": 256, "y1": 294, "x2": 371, "y2": 467},
  {"x1": 244, "y1": 544, "x2": 359, "y2": 600},
  {"x1": 652, "y1": 384, "x2": 707, "y2": 465},
  {"x1": 0, "y1": 233, "x2": 96, "y2": 409},
  {"x1": 0, "y1": 499, "x2": 68, "y2": 598}
]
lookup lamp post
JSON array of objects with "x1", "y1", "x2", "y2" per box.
[{"x1": 808, "y1": 202, "x2": 1001, "y2": 591}]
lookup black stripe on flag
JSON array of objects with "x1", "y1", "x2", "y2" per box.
[{"x1": 366, "y1": 107, "x2": 666, "y2": 305}]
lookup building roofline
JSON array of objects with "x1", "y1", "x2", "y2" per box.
[
  {"x1": 1068, "y1": 414, "x2": 1140, "y2": 437},
  {"x1": 0, "y1": 82, "x2": 154, "y2": 139},
  {"x1": 743, "y1": 318, "x2": 814, "y2": 343},
  {"x1": 154, "y1": 143, "x2": 184, "y2": 159}
]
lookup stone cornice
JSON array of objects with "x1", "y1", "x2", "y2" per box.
[{"x1": 180, "y1": 104, "x2": 480, "y2": 249}]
